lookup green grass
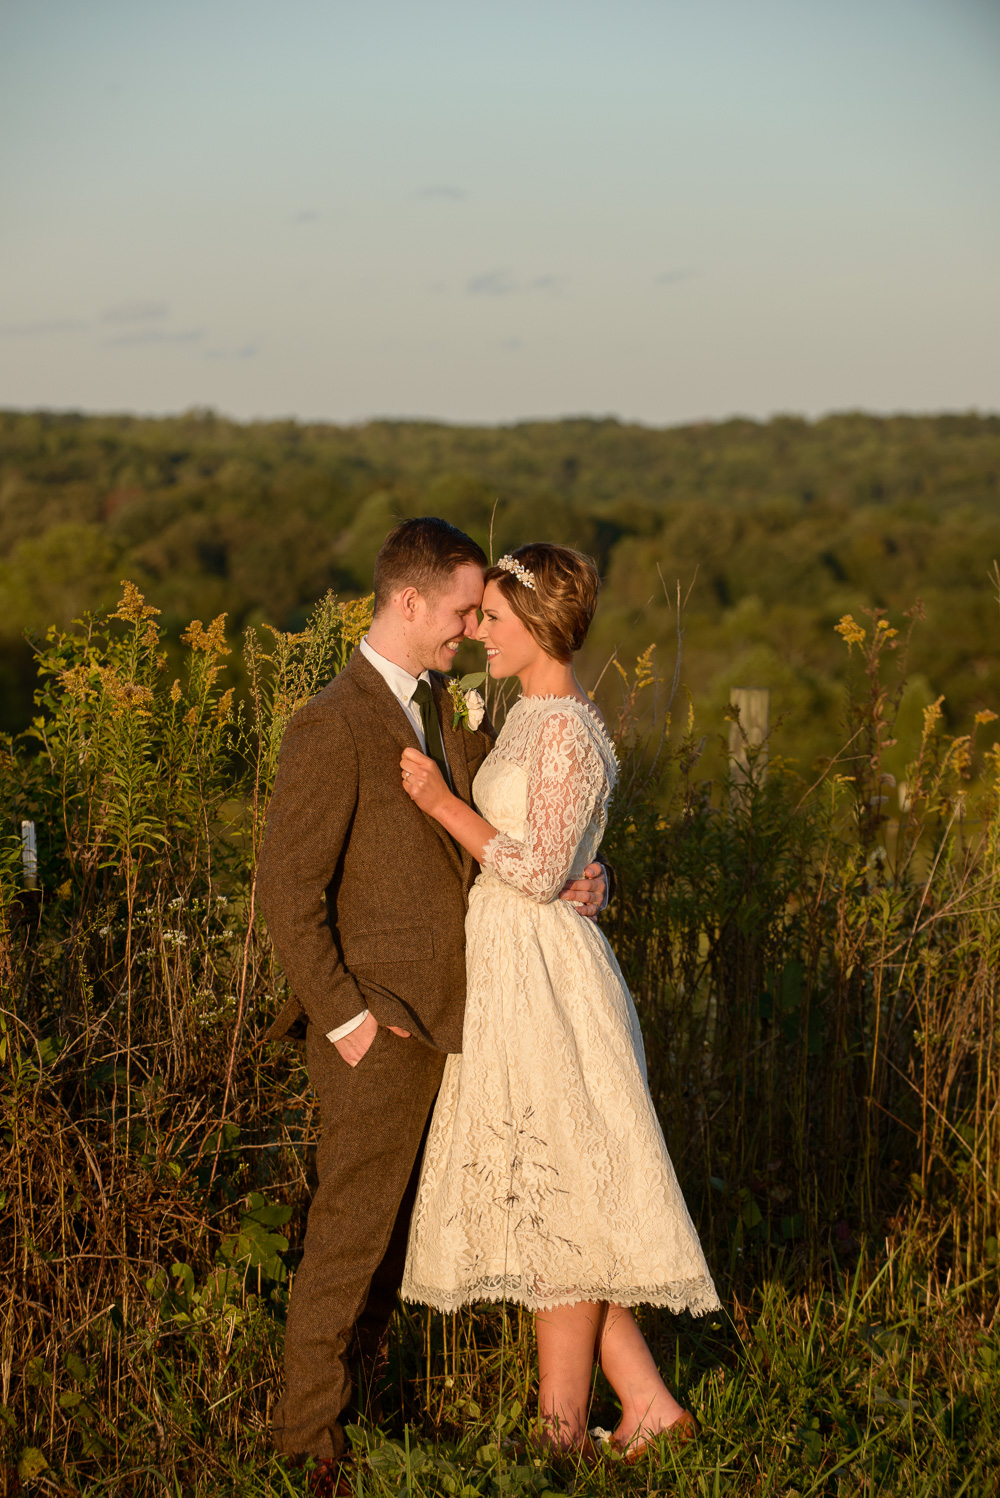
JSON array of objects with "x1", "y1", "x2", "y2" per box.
[{"x1": 9, "y1": 1270, "x2": 996, "y2": 1495}]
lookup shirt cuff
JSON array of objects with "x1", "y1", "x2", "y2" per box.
[{"x1": 327, "y1": 1009, "x2": 369, "y2": 1043}]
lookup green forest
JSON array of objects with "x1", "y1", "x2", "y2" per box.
[{"x1": 3, "y1": 406, "x2": 1000, "y2": 778}]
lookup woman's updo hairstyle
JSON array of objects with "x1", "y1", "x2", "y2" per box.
[{"x1": 484, "y1": 543, "x2": 601, "y2": 663}]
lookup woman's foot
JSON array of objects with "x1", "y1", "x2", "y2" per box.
[
  {"x1": 521, "y1": 1425, "x2": 601, "y2": 1465},
  {"x1": 609, "y1": 1409, "x2": 698, "y2": 1462}
]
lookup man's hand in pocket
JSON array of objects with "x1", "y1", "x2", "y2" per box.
[{"x1": 334, "y1": 1012, "x2": 411, "y2": 1067}]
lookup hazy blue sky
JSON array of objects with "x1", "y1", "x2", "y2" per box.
[{"x1": 1, "y1": 0, "x2": 998, "y2": 425}]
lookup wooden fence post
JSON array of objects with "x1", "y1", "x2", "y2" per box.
[
  {"x1": 728, "y1": 688, "x2": 770, "y2": 796},
  {"x1": 21, "y1": 819, "x2": 38, "y2": 890}
]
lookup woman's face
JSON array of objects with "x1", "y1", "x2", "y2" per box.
[{"x1": 476, "y1": 580, "x2": 542, "y2": 678}]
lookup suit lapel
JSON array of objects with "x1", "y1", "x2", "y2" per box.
[
  {"x1": 433, "y1": 675, "x2": 470, "y2": 801},
  {"x1": 347, "y1": 650, "x2": 422, "y2": 752},
  {"x1": 433, "y1": 674, "x2": 476, "y2": 881},
  {"x1": 348, "y1": 650, "x2": 464, "y2": 874}
]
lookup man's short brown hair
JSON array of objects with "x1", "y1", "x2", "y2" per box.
[{"x1": 373, "y1": 517, "x2": 488, "y2": 613}]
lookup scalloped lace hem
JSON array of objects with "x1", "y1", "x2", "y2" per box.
[{"x1": 400, "y1": 1275, "x2": 722, "y2": 1316}]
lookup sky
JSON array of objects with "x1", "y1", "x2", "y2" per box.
[{"x1": 1, "y1": 0, "x2": 998, "y2": 426}]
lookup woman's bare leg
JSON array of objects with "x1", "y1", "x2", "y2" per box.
[
  {"x1": 534, "y1": 1301, "x2": 688, "y2": 1453},
  {"x1": 533, "y1": 1303, "x2": 604, "y2": 1451},
  {"x1": 596, "y1": 1304, "x2": 688, "y2": 1447}
]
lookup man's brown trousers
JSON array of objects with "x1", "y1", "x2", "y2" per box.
[{"x1": 270, "y1": 1023, "x2": 446, "y2": 1460}]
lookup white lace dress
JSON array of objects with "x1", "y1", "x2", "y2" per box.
[{"x1": 401, "y1": 695, "x2": 720, "y2": 1315}]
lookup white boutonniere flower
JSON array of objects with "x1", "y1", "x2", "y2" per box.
[{"x1": 447, "y1": 672, "x2": 487, "y2": 731}]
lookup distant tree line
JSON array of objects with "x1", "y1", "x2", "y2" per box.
[{"x1": 2, "y1": 407, "x2": 999, "y2": 776}]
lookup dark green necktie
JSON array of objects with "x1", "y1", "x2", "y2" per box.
[{"x1": 412, "y1": 679, "x2": 450, "y2": 782}]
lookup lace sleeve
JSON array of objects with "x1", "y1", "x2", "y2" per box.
[{"x1": 480, "y1": 707, "x2": 606, "y2": 902}]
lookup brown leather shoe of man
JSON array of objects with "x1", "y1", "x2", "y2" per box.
[
  {"x1": 288, "y1": 1456, "x2": 354, "y2": 1497},
  {"x1": 312, "y1": 1458, "x2": 355, "y2": 1497}
]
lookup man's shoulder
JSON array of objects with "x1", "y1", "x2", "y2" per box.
[
  {"x1": 309, "y1": 668, "x2": 361, "y2": 710},
  {"x1": 278, "y1": 665, "x2": 373, "y2": 752}
]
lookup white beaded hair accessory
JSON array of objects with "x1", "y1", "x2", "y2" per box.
[{"x1": 496, "y1": 554, "x2": 536, "y2": 590}]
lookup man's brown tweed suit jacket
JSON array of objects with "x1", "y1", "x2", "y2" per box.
[{"x1": 257, "y1": 649, "x2": 494, "y2": 1053}]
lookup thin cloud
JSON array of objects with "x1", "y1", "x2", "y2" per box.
[
  {"x1": 0, "y1": 319, "x2": 88, "y2": 336},
  {"x1": 656, "y1": 267, "x2": 696, "y2": 286},
  {"x1": 205, "y1": 344, "x2": 258, "y2": 361},
  {"x1": 418, "y1": 185, "x2": 467, "y2": 201},
  {"x1": 467, "y1": 269, "x2": 562, "y2": 297},
  {"x1": 290, "y1": 210, "x2": 322, "y2": 223},
  {"x1": 101, "y1": 300, "x2": 169, "y2": 323},
  {"x1": 104, "y1": 328, "x2": 204, "y2": 347}
]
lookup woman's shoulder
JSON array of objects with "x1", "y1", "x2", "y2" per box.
[{"x1": 519, "y1": 695, "x2": 619, "y2": 772}]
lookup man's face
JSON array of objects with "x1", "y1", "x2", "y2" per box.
[{"x1": 410, "y1": 563, "x2": 485, "y2": 673}]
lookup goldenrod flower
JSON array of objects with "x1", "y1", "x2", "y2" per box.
[
  {"x1": 835, "y1": 614, "x2": 866, "y2": 650},
  {"x1": 112, "y1": 580, "x2": 161, "y2": 624}
]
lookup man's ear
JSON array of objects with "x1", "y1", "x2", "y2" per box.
[{"x1": 396, "y1": 586, "x2": 421, "y2": 621}]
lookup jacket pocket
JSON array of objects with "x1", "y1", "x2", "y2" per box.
[{"x1": 341, "y1": 925, "x2": 435, "y2": 966}]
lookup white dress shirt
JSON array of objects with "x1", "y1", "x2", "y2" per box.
[
  {"x1": 326, "y1": 636, "x2": 441, "y2": 1044},
  {"x1": 359, "y1": 635, "x2": 432, "y2": 751}
]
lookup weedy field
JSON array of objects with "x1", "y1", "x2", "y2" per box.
[{"x1": 2, "y1": 584, "x2": 998, "y2": 1495}]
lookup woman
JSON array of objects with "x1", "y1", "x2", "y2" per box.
[{"x1": 398, "y1": 544, "x2": 719, "y2": 1460}]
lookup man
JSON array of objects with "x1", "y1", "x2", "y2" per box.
[{"x1": 257, "y1": 517, "x2": 607, "y2": 1488}]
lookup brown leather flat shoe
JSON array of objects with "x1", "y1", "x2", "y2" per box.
[{"x1": 610, "y1": 1410, "x2": 698, "y2": 1463}]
